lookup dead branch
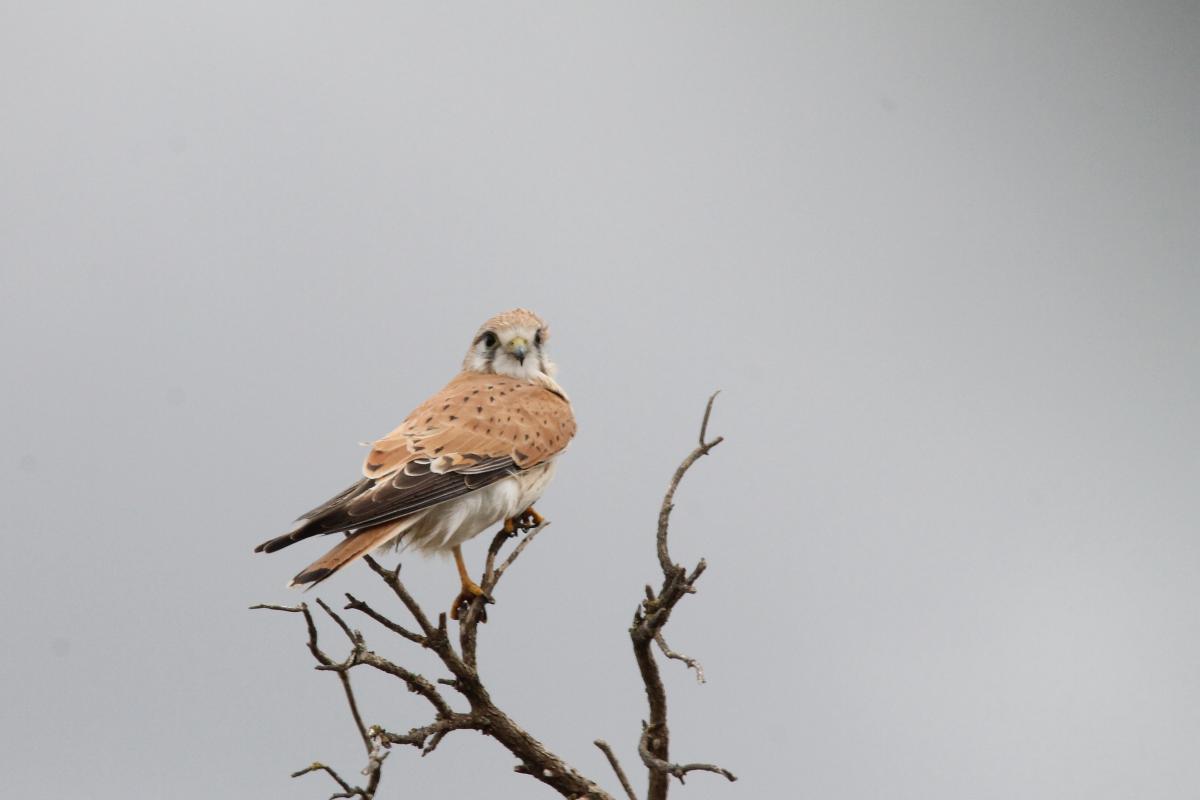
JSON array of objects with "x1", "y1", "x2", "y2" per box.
[
  {"x1": 290, "y1": 762, "x2": 358, "y2": 799},
  {"x1": 380, "y1": 714, "x2": 478, "y2": 755},
  {"x1": 655, "y1": 391, "x2": 724, "y2": 576},
  {"x1": 638, "y1": 723, "x2": 737, "y2": 785},
  {"x1": 251, "y1": 601, "x2": 388, "y2": 799},
  {"x1": 594, "y1": 740, "x2": 638, "y2": 800},
  {"x1": 633, "y1": 391, "x2": 735, "y2": 800},
  {"x1": 343, "y1": 593, "x2": 424, "y2": 645},
  {"x1": 654, "y1": 632, "x2": 705, "y2": 684},
  {"x1": 253, "y1": 392, "x2": 734, "y2": 799}
]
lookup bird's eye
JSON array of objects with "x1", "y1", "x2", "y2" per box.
[
  {"x1": 534, "y1": 329, "x2": 544, "y2": 347},
  {"x1": 481, "y1": 331, "x2": 498, "y2": 348}
]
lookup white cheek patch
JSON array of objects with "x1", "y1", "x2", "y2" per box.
[
  {"x1": 464, "y1": 346, "x2": 493, "y2": 373},
  {"x1": 462, "y1": 324, "x2": 553, "y2": 380}
]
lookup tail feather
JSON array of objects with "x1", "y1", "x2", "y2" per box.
[
  {"x1": 254, "y1": 479, "x2": 373, "y2": 554},
  {"x1": 254, "y1": 519, "x2": 328, "y2": 554},
  {"x1": 287, "y1": 522, "x2": 405, "y2": 589}
]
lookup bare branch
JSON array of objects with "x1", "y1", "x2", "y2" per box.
[
  {"x1": 636, "y1": 392, "x2": 728, "y2": 800},
  {"x1": 460, "y1": 520, "x2": 551, "y2": 665},
  {"x1": 358, "y1": 650, "x2": 454, "y2": 718},
  {"x1": 482, "y1": 526, "x2": 517, "y2": 589},
  {"x1": 344, "y1": 593, "x2": 425, "y2": 645},
  {"x1": 337, "y1": 672, "x2": 371, "y2": 754},
  {"x1": 381, "y1": 714, "x2": 480, "y2": 755},
  {"x1": 249, "y1": 603, "x2": 304, "y2": 613},
  {"x1": 639, "y1": 724, "x2": 737, "y2": 786},
  {"x1": 290, "y1": 762, "x2": 369, "y2": 800},
  {"x1": 362, "y1": 556, "x2": 437, "y2": 638},
  {"x1": 656, "y1": 391, "x2": 723, "y2": 576},
  {"x1": 291, "y1": 762, "x2": 361, "y2": 798},
  {"x1": 491, "y1": 521, "x2": 550, "y2": 586},
  {"x1": 254, "y1": 601, "x2": 387, "y2": 797},
  {"x1": 315, "y1": 597, "x2": 361, "y2": 648},
  {"x1": 698, "y1": 390, "x2": 720, "y2": 447},
  {"x1": 654, "y1": 632, "x2": 705, "y2": 684},
  {"x1": 595, "y1": 740, "x2": 638, "y2": 800},
  {"x1": 251, "y1": 601, "x2": 334, "y2": 667}
]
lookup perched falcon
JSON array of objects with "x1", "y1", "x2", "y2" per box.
[{"x1": 255, "y1": 308, "x2": 576, "y2": 619}]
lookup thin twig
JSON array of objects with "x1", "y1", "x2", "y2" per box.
[
  {"x1": 639, "y1": 724, "x2": 737, "y2": 786},
  {"x1": 253, "y1": 602, "x2": 381, "y2": 797},
  {"x1": 362, "y1": 555, "x2": 437, "y2": 638},
  {"x1": 697, "y1": 390, "x2": 720, "y2": 448},
  {"x1": 482, "y1": 526, "x2": 518, "y2": 590},
  {"x1": 312, "y1": 598, "x2": 376, "y2": 758},
  {"x1": 461, "y1": 520, "x2": 552, "y2": 665},
  {"x1": 316, "y1": 597, "x2": 361, "y2": 648},
  {"x1": 656, "y1": 391, "x2": 723, "y2": 576},
  {"x1": 252, "y1": 601, "x2": 333, "y2": 667},
  {"x1": 290, "y1": 762, "x2": 361, "y2": 798},
  {"x1": 344, "y1": 593, "x2": 425, "y2": 645},
  {"x1": 491, "y1": 521, "x2": 550, "y2": 585},
  {"x1": 337, "y1": 672, "x2": 371, "y2": 753},
  {"x1": 594, "y1": 740, "x2": 638, "y2": 800},
  {"x1": 654, "y1": 632, "x2": 705, "y2": 684},
  {"x1": 358, "y1": 650, "x2": 454, "y2": 718}
]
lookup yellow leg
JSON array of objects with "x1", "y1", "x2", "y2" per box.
[{"x1": 450, "y1": 544, "x2": 487, "y2": 621}]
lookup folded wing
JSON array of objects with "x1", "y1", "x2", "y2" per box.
[{"x1": 254, "y1": 372, "x2": 576, "y2": 557}]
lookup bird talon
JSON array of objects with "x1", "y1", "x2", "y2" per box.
[
  {"x1": 508, "y1": 506, "x2": 545, "y2": 533},
  {"x1": 450, "y1": 580, "x2": 491, "y2": 622}
]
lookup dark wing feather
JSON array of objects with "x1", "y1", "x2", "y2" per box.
[
  {"x1": 253, "y1": 456, "x2": 515, "y2": 554},
  {"x1": 296, "y1": 478, "x2": 372, "y2": 521}
]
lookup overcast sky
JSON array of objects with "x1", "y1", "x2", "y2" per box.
[{"x1": 2, "y1": 3, "x2": 1198, "y2": 798}]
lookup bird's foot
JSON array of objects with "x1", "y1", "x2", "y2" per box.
[
  {"x1": 505, "y1": 506, "x2": 544, "y2": 535},
  {"x1": 450, "y1": 578, "x2": 492, "y2": 622}
]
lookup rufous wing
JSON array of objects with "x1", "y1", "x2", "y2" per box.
[{"x1": 363, "y1": 372, "x2": 576, "y2": 479}]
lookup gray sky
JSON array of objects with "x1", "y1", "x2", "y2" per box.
[{"x1": 2, "y1": 2, "x2": 1198, "y2": 798}]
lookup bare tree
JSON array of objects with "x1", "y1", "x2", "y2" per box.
[{"x1": 253, "y1": 394, "x2": 735, "y2": 799}]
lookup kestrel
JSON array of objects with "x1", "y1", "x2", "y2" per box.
[{"x1": 255, "y1": 308, "x2": 576, "y2": 619}]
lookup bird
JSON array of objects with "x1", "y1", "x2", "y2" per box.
[{"x1": 255, "y1": 308, "x2": 576, "y2": 620}]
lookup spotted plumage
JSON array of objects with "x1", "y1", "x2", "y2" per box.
[{"x1": 255, "y1": 309, "x2": 575, "y2": 609}]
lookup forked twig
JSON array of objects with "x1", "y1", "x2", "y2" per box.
[{"x1": 639, "y1": 723, "x2": 737, "y2": 785}]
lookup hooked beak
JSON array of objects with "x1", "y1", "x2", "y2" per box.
[{"x1": 507, "y1": 337, "x2": 528, "y2": 363}]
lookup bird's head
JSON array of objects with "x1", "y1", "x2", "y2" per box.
[{"x1": 463, "y1": 308, "x2": 556, "y2": 380}]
